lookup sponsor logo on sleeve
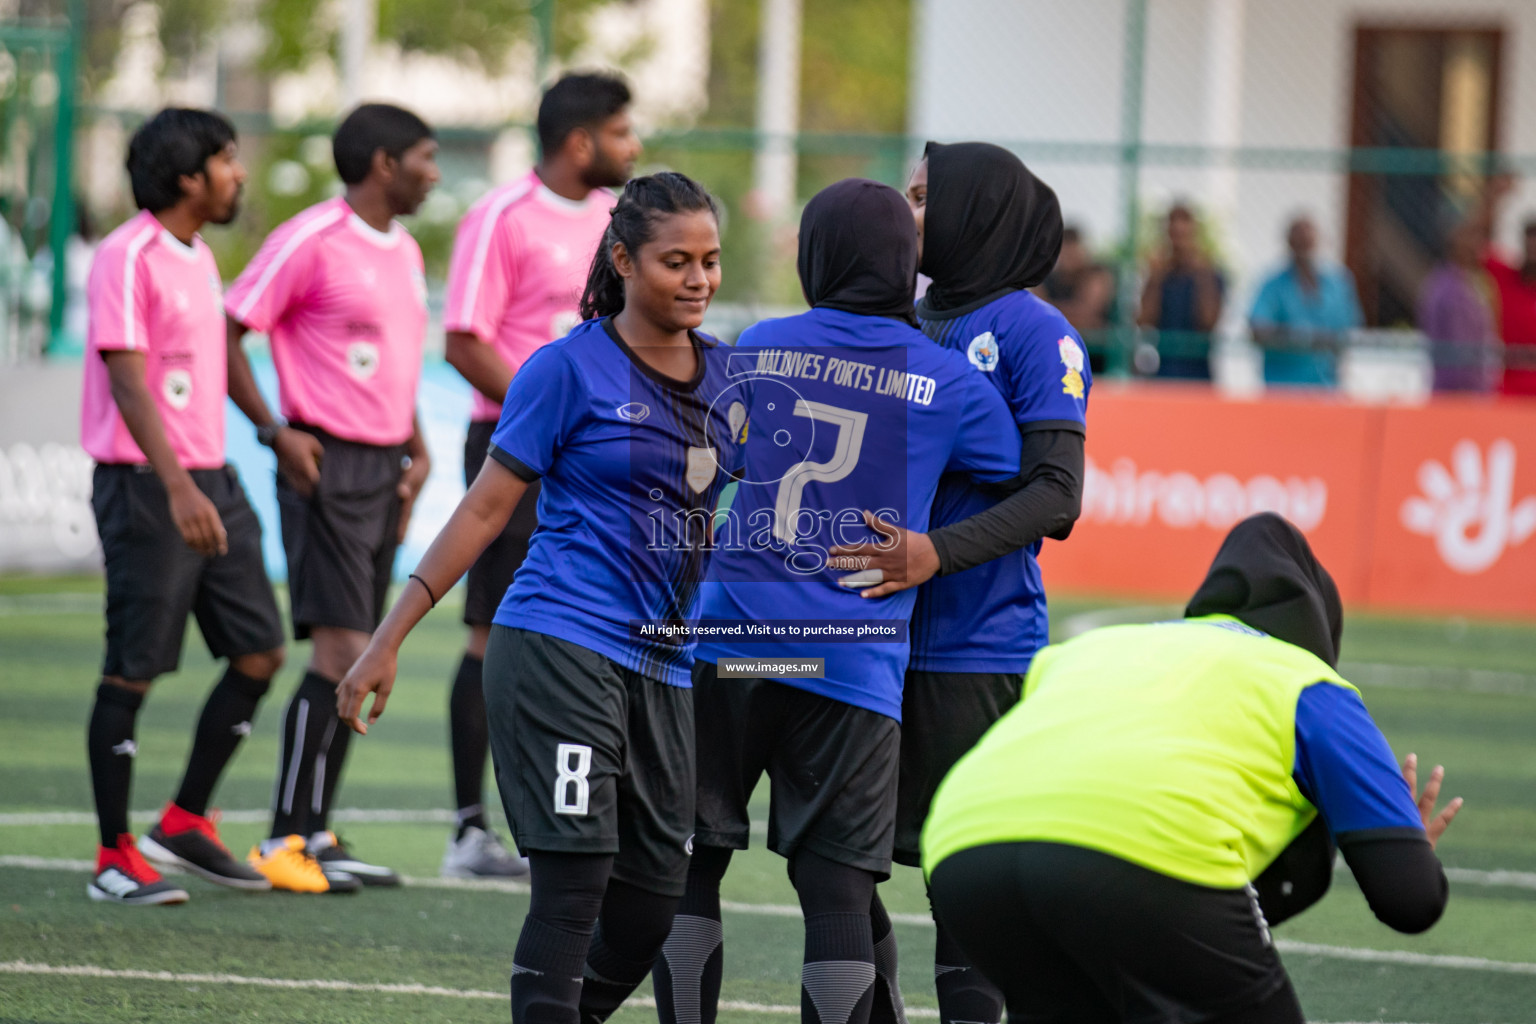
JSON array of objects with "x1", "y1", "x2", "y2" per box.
[{"x1": 1059, "y1": 337, "x2": 1086, "y2": 398}]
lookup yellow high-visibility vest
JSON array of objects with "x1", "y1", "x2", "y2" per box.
[{"x1": 922, "y1": 615, "x2": 1356, "y2": 889}]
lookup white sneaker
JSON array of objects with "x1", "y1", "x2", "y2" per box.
[{"x1": 441, "y1": 826, "x2": 529, "y2": 878}]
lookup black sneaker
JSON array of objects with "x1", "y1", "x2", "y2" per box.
[
  {"x1": 141, "y1": 806, "x2": 271, "y2": 891},
  {"x1": 89, "y1": 835, "x2": 190, "y2": 906},
  {"x1": 309, "y1": 831, "x2": 401, "y2": 887}
]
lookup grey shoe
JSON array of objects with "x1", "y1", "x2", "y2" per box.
[{"x1": 441, "y1": 826, "x2": 530, "y2": 878}]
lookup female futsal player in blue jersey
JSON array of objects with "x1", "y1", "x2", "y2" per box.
[
  {"x1": 652, "y1": 178, "x2": 1022, "y2": 1024},
  {"x1": 337, "y1": 172, "x2": 741, "y2": 1024},
  {"x1": 830, "y1": 142, "x2": 1091, "y2": 1024}
]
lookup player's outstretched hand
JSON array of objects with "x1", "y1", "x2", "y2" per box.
[
  {"x1": 828, "y1": 510, "x2": 941, "y2": 599},
  {"x1": 396, "y1": 452, "x2": 432, "y2": 543},
  {"x1": 1403, "y1": 752, "x2": 1463, "y2": 850},
  {"x1": 337, "y1": 641, "x2": 398, "y2": 736},
  {"x1": 274, "y1": 428, "x2": 324, "y2": 498},
  {"x1": 169, "y1": 477, "x2": 228, "y2": 557}
]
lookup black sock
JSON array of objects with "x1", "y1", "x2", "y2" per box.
[
  {"x1": 87, "y1": 682, "x2": 144, "y2": 848},
  {"x1": 793, "y1": 851, "x2": 877, "y2": 1024},
  {"x1": 449, "y1": 653, "x2": 489, "y2": 837},
  {"x1": 514, "y1": 915, "x2": 592, "y2": 1024},
  {"x1": 310, "y1": 705, "x2": 352, "y2": 835},
  {"x1": 803, "y1": 912, "x2": 877, "y2": 1024},
  {"x1": 868, "y1": 892, "x2": 908, "y2": 1024},
  {"x1": 580, "y1": 880, "x2": 679, "y2": 1024},
  {"x1": 174, "y1": 667, "x2": 270, "y2": 817},
  {"x1": 270, "y1": 671, "x2": 336, "y2": 839},
  {"x1": 515, "y1": 851, "x2": 612, "y2": 1024},
  {"x1": 933, "y1": 919, "x2": 1003, "y2": 1024},
  {"x1": 655, "y1": 846, "x2": 732, "y2": 1024}
]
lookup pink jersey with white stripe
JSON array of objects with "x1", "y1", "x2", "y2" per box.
[
  {"x1": 444, "y1": 171, "x2": 614, "y2": 421},
  {"x1": 224, "y1": 197, "x2": 428, "y2": 446},
  {"x1": 81, "y1": 210, "x2": 228, "y2": 469}
]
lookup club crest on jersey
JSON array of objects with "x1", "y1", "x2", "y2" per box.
[
  {"x1": 728, "y1": 401, "x2": 748, "y2": 444},
  {"x1": 616, "y1": 402, "x2": 650, "y2": 423},
  {"x1": 967, "y1": 332, "x2": 1000, "y2": 372},
  {"x1": 347, "y1": 342, "x2": 380, "y2": 381},
  {"x1": 686, "y1": 446, "x2": 719, "y2": 494},
  {"x1": 1058, "y1": 336, "x2": 1086, "y2": 398},
  {"x1": 162, "y1": 369, "x2": 193, "y2": 410}
]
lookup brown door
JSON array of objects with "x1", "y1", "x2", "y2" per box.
[{"x1": 1345, "y1": 25, "x2": 1503, "y2": 327}]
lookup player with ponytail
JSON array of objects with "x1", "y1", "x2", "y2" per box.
[{"x1": 338, "y1": 170, "x2": 742, "y2": 1024}]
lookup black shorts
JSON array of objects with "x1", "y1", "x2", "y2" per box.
[
  {"x1": 893, "y1": 670, "x2": 1021, "y2": 867},
  {"x1": 483, "y1": 626, "x2": 695, "y2": 897},
  {"x1": 462, "y1": 420, "x2": 541, "y2": 627},
  {"x1": 276, "y1": 424, "x2": 404, "y2": 639},
  {"x1": 93, "y1": 463, "x2": 284, "y2": 682},
  {"x1": 693, "y1": 661, "x2": 900, "y2": 878},
  {"x1": 929, "y1": 842, "x2": 1302, "y2": 1024}
]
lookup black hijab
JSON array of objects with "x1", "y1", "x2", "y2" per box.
[
  {"x1": 798, "y1": 178, "x2": 919, "y2": 326},
  {"x1": 917, "y1": 141, "x2": 1064, "y2": 316},
  {"x1": 1185, "y1": 513, "x2": 1344, "y2": 667}
]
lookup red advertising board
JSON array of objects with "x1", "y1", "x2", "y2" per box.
[{"x1": 1043, "y1": 386, "x2": 1536, "y2": 619}]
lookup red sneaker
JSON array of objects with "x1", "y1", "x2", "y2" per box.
[
  {"x1": 140, "y1": 803, "x2": 271, "y2": 890},
  {"x1": 89, "y1": 834, "x2": 189, "y2": 905}
]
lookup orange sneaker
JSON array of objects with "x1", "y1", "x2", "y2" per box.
[{"x1": 247, "y1": 834, "x2": 357, "y2": 894}]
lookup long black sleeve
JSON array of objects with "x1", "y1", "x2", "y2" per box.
[
  {"x1": 1337, "y1": 830, "x2": 1449, "y2": 934},
  {"x1": 928, "y1": 427, "x2": 1085, "y2": 576}
]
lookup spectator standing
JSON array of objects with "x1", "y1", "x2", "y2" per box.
[
  {"x1": 1483, "y1": 217, "x2": 1536, "y2": 396},
  {"x1": 1137, "y1": 204, "x2": 1224, "y2": 380},
  {"x1": 1418, "y1": 219, "x2": 1501, "y2": 394},
  {"x1": 1249, "y1": 215, "x2": 1363, "y2": 388}
]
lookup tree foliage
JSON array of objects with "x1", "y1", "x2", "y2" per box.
[{"x1": 256, "y1": 0, "x2": 607, "y2": 74}]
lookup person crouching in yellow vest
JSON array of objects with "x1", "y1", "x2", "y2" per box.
[{"x1": 922, "y1": 512, "x2": 1461, "y2": 1024}]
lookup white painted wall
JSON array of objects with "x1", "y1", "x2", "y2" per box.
[{"x1": 912, "y1": 0, "x2": 1536, "y2": 320}]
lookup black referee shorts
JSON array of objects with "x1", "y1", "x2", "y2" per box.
[
  {"x1": 276, "y1": 424, "x2": 404, "y2": 639},
  {"x1": 929, "y1": 842, "x2": 1303, "y2": 1024},
  {"x1": 462, "y1": 419, "x2": 541, "y2": 627},
  {"x1": 92, "y1": 463, "x2": 284, "y2": 682},
  {"x1": 483, "y1": 626, "x2": 695, "y2": 897},
  {"x1": 893, "y1": 669, "x2": 1021, "y2": 867},
  {"x1": 693, "y1": 661, "x2": 900, "y2": 878}
]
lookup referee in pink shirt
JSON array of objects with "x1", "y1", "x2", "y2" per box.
[
  {"x1": 438, "y1": 72, "x2": 640, "y2": 879},
  {"x1": 225, "y1": 104, "x2": 439, "y2": 893},
  {"x1": 82, "y1": 108, "x2": 285, "y2": 905}
]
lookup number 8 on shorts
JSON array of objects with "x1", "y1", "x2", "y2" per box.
[{"x1": 555, "y1": 743, "x2": 592, "y2": 815}]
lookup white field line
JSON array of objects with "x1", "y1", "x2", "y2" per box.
[
  {"x1": 1, "y1": 855, "x2": 1533, "y2": 984},
  {"x1": 0, "y1": 807, "x2": 458, "y2": 827},
  {"x1": 0, "y1": 807, "x2": 774, "y2": 840},
  {"x1": 1276, "y1": 939, "x2": 1536, "y2": 975},
  {"x1": 6, "y1": 812, "x2": 1535, "y2": 895},
  {"x1": 0, "y1": 959, "x2": 937, "y2": 1017}
]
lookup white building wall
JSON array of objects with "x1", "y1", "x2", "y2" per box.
[{"x1": 912, "y1": 0, "x2": 1536, "y2": 317}]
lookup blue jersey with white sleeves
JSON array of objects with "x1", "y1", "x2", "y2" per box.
[
  {"x1": 487, "y1": 317, "x2": 742, "y2": 687},
  {"x1": 695, "y1": 306, "x2": 1021, "y2": 720},
  {"x1": 911, "y1": 290, "x2": 1091, "y2": 673}
]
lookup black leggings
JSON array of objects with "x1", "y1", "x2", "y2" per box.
[
  {"x1": 929, "y1": 842, "x2": 1304, "y2": 1024},
  {"x1": 513, "y1": 851, "x2": 680, "y2": 1024}
]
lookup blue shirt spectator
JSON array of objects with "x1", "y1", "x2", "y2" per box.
[
  {"x1": 1138, "y1": 203, "x2": 1224, "y2": 380},
  {"x1": 1250, "y1": 216, "x2": 1363, "y2": 388}
]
